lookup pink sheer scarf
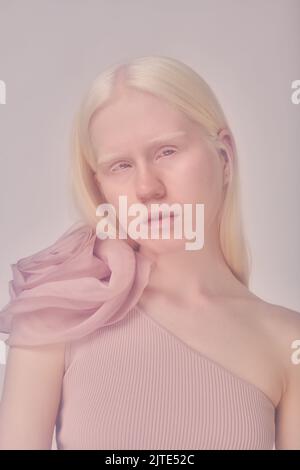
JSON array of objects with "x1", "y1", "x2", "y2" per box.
[{"x1": 0, "y1": 222, "x2": 154, "y2": 347}]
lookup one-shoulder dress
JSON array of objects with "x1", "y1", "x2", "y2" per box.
[{"x1": 0, "y1": 222, "x2": 275, "y2": 450}]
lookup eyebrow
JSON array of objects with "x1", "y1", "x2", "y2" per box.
[{"x1": 97, "y1": 130, "x2": 187, "y2": 164}]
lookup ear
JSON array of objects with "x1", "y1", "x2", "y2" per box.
[{"x1": 217, "y1": 128, "x2": 235, "y2": 186}]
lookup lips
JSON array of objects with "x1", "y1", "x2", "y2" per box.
[{"x1": 147, "y1": 212, "x2": 176, "y2": 223}]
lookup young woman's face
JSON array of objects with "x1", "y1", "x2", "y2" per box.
[{"x1": 89, "y1": 88, "x2": 226, "y2": 255}]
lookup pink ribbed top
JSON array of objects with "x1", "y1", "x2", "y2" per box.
[
  {"x1": 0, "y1": 222, "x2": 276, "y2": 450},
  {"x1": 55, "y1": 305, "x2": 275, "y2": 450}
]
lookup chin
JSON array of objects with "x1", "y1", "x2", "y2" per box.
[{"x1": 138, "y1": 237, "x2": 188, "y2": 255}]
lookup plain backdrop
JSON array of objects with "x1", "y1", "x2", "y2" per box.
[{"x1": 0, "y1": 0, "x2": 299, "y2": 449}]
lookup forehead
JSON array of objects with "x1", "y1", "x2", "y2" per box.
[{"x1": 88, "y1": 89, "x2": 197, "y2": 152}]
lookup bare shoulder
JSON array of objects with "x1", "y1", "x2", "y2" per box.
[
  {"x1": 241, "y1": 295, "x2": 300, "y2": 389},
  {"x1": 251, "y1": 299, "x2": 300, "y2": 449},
  {"x1": 249, "y1": 297, "x2": 300, "y2": 350}
]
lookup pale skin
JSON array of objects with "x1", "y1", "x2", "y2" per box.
[
  {"x1": 0, "y1": 81, "x2": 299, "y2": 449},
  {"x1": 90, "y1": 82, "x2": 300, "y2": 449}
]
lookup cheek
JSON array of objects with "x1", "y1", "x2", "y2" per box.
[
  {"x1": 175, "y1": 151, "x2": 221, "y2": 200},
  {"x1": 96, "y1": 179, "x2": 134, "y2": 225},
  {"x1": 96, "y1": 175, "x2": 126, "y2": 206},
  {"x1": 174, "y1": 151, "x2": 224, "y2": 228}
]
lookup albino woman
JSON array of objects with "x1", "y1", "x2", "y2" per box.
[{"x1": 0, "y1": 55, "x2": 299, "y2": 450}]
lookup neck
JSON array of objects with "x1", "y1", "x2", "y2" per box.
[{"x1": 139, "y1": 218, "x2": 248, "y2": 307}]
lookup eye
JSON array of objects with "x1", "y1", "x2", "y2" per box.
[
  {"x1": 110, "y1": 162, "x2": 131, "y2": 173},
  {"x1": 109, "y1": 147, "x2": 177, "y2": 173},
  {"x1": 157, "y1": 148, "x2": 176, "y2": 159}
]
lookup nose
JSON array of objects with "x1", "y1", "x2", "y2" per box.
[{"x1": 135, "y1": 166, "x2": 166, "y2": 204}]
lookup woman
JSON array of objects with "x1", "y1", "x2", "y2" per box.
[{"x1": 0, "y1": 55, "x2": 299, "y2": 450}]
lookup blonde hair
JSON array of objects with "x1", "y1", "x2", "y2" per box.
[{"x1": 69, "y1": 55, "x2": 252, "y2": 286}]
